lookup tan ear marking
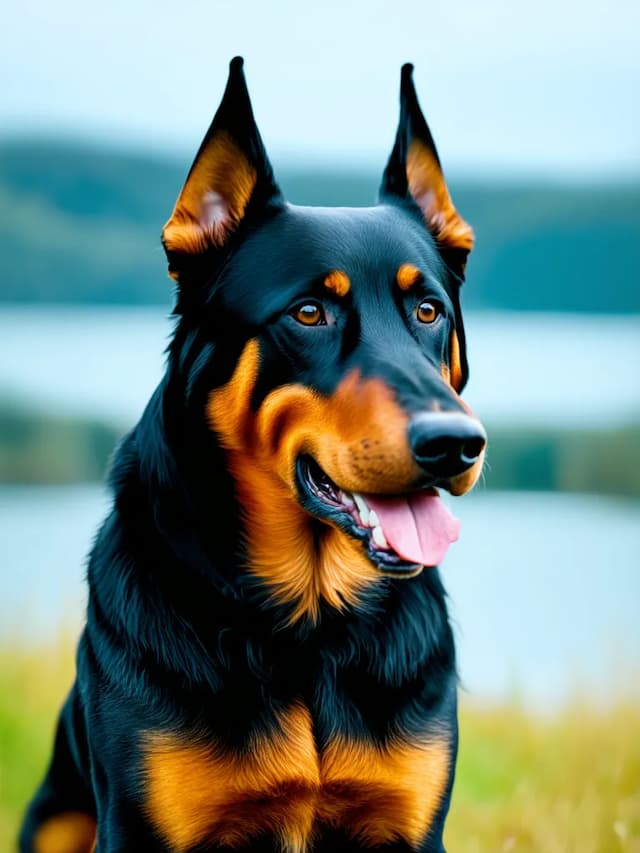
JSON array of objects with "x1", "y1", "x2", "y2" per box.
[
  {"x1": 323, "y1": 270, "x2": 351, "y2": 297},
  {"x1": 162, "y1": 131, "x2": 257, "y2": 256},
  {"x1": 396, "y1": 263, "x2": 423, "y2": 291},
  {"x1": 407, "y1": 140, "x2": 474, "y2": 252}
]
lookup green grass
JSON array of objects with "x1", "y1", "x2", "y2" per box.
[
  {"x1": 0, "y1": 638, "x2": 76, "y2": 849},
  {"x1": 448, "y1": 703, "x2": 640, "y2": 851},
  {"x1": 1, "y1": 642, "x2": 639, "y2": 851}
]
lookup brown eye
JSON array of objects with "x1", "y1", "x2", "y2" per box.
[
  {"x1": 293, "y1": 302, "x2": 325, "y2": 326},
  {"x1": 416, "y1": 300, "x2": 440, "y2": 324}
]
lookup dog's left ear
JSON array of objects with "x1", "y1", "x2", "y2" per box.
[
  {"x1": 380, "y1": 64, "x2": 474, "y2": 277},
  {"x1": 163, "y1": 57, "x2": 283, "y2": 280}
]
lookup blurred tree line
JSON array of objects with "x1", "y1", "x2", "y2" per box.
[
  {"x1": 1, "y1": 398, "x2": 639, "y2": 497},
  {"x1": 1, "y1": 138, "x2": 639, "y2": 311}
]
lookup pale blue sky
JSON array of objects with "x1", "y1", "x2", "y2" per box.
[{"x1": 2, "y1": 0, "x2": 639, "y2": 177}]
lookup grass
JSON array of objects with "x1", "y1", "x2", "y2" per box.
[
  {"x1": 449, "y1": 703, "x2": 640, "y2": 852},
  {"x1": 0, "y1": 637, "x2": 77, "y2": 849},
  {"x1": 1, "y1": 641, "x2": 639, "y2": 852}
]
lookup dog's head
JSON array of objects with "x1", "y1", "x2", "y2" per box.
[{"x1": 163, "y1": 58, "x2": 486, "y2": 621}]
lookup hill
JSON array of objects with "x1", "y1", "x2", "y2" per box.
[{"x1": 1, "y1": 138, "x2": 639, "y2": 311}]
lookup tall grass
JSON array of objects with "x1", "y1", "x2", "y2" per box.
[
  {"x1": 449, "y1": 702, "x2": 640, "y2": 851},
  {"x1": 0, "y1": 637, "x2": 76, "y2": 847},
  {"x1": 1, "y1": 640, "x2": 638, "y2": 851}
]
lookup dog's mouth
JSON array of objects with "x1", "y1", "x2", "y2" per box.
[{"x1": 296, "y1": 456, "x2": 460, "y2": 574}]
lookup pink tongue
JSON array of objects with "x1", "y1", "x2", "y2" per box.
[{"x1": 366, "y1": 490, "x2": 460, "y2": 567}]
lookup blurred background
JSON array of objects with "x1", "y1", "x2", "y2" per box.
[{"x1": 1, "y1": 1, "x2": 639, "y2": 849}]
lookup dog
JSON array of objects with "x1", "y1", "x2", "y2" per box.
[{"x1": 20, "y1": 57, "x2": 486, "y2": 852}]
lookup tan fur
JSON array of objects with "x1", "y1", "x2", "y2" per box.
[
  {"x1": 143, "y1": 705, "x2": 450, "y2": 851},
  {"x1": 407, "y1": 139, "x2": 474, "y2": 252},
  {"x1": 396, "y1": 263, "x2": 423, "y2": 291},
  {"x1": 206, "y1": 341, "x2": 429, "y2": 620},
  {"x1": 320, "y1": 733, "x2": 451, "y2": 847},
  {"x1": 449, "y1": 329, "x2": 464, "y2": 392},
  {"x1": 143, "y1": 705, "x2": 319, "y2": 852},
  {"x1": 323, "y1": 270, "x2": 351, "y2": 297},
  {"x1": 162, "y1": 131, "x2": 257, "y2": 256},
  {"x1": 34, "y1": 812, "x2": 96, "y2": 853}
]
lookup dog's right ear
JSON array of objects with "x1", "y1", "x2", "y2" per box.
[
  {"x1": 380, "y1": 64, "x2": 474, "y2": 277},
  {"x1": 162, "y1": 57, "x2": 283, "y2": 280}
]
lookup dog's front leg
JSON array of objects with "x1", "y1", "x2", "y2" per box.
[
  {"x1": 91, "y1": 798, "x2": 167, "y2": 853},
  {"x1": 89, "y1": 754, "x2": 167, "y2": 853}
]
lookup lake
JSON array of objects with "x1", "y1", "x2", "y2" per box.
[
  {"x1": 1, "y1": 306, "x2": 639, "y2": 427},
  {"x1": 1, "y1": 306, "x2": 639, "y2": 707},
  {"x1": 1, "y1": 484, "x2": 638, "y2": 708}
]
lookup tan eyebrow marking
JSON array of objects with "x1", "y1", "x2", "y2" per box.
[
  {"x1": 396, "y1": 263, "x2": 423, "y2": 291},
  {"x1": 323, "y1": 270, "x2": 350, "y2": 297}
]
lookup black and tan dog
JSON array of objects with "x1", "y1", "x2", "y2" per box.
[{"x1": 20, "y1": 58, "x2": 486, "y2": 852}]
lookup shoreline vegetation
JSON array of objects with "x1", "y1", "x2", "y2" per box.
[
  {"x1": 1, "y1": 638, "x2": 638, "y2": 851},
  {"x1": 1, "y1": 399, "x2": 639, "y2": 497},
  {"x1": 1, "y1": 138, "x2": 639, "y2": 312}
]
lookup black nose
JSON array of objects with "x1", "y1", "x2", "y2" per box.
[{"x1": 408, "y1": 413, "x2": 487, "y2": 479}]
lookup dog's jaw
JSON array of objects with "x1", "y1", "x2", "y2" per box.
[{"x1": 296, "y1": 455, "x2": 460, "y2": 574}]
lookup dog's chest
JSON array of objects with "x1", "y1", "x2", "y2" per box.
[{"x1": 142, "y1": 703, "x2": 450, "y2": 852}]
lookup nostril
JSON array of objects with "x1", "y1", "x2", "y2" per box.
[
  {"x1": 460, "y1": 436, "x2": 486, "y2": 464},
  {"x1": 414, "y1": 437, "x2": 450, "y2": 464}
]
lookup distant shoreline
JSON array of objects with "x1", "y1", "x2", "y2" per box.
[{"x1": 1, "y1": 399, "x2": 639, "y2": 496}]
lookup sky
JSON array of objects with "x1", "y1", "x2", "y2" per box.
[{"x1": 2, "y1": 0, "x2": 639, "y2": 178}]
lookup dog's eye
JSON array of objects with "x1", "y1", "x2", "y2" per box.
[
  {"x1": 416, "y1": 300, "x2": 441, "y2": 324},
  {"x1": 292, "y1": 302, "x2": 326, "y2": 326}
]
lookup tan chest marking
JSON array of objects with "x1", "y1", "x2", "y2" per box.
[
  {"x1": 142, "y1": 706, "x2": 450, "y2": 851},
  {"x1": 143, "y1": 704, "x2": 319, "y2": 852},
  {"x1": 319, "y1": 734, "x2": 450, "y2": 848}
]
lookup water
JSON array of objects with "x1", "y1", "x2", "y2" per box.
[
  {"x1": 1, "y1": 307, "x2": 639, "y2": 706},
  {"x1": 1, "y1": 306, "x2": 639, "y2": 427},
  {"x1": 1, "y1": 485, "x2": 638, "y2": 707}
]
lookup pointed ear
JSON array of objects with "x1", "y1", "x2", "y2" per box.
[
  {"x1": 380, "y1": 64, "x2": 474, "y2": 272},
  {"x1": 163, "y1": 57, "x2": 282, "y2": 279}
]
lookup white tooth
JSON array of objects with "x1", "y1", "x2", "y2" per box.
[
  {"x1": 341, "y1": 491, "x2": 355, "y2": 509},
  {"x1": 368, "y1": 510, "x2": 380, "y2": 528},
  {"x1": 372, "y1": 525, "x2": 389, "y2": 549},
  {"x1": 353, "y1": 493, "x2": 370, "y2": 526}
]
